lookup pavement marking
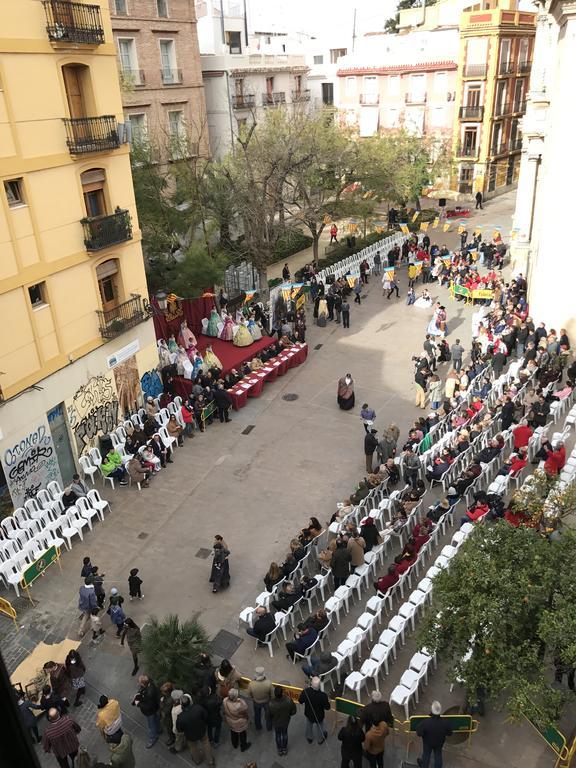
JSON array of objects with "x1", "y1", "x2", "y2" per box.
[{"x1": 215, "y1": 454, "x2": 229, "y2": 465}]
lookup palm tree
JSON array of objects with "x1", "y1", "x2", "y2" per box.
[{"x1": 140, "y1": 614, "x2": 209, "y2": 689}]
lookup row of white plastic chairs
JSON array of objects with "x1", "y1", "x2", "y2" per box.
[
  {"x1": 315, "y1": 232, "x2": 405, "y2": 285},
  {"x1": 0, "y1": 485, "x2": 110, "y2": 597}
]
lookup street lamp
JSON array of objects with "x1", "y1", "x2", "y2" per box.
[{"x1": 155, "y1": 290, "x2": 168, "y2": 311}]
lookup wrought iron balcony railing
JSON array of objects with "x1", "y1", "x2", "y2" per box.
[
  {"x1": 232, "y1": 94, "x2": 255, "y2": 109},
  {"x1": 43, "y1": 0, "x2": 104, "y2": 45},
  {"x1": 96, "y1": 295, "x2": 148, "y2": 340},
  {"x1": 161, "y1": 68, "x2": 183, "y2": 85},
  {"x1": 463, "y1": 64, "x2": 487, "y2": 77},
  {"x1": 81, "y1": 209, "x2": 132, "y2": 251},
  {"x1": 359, "y1": 93, "x2": 379, "y2": 105},
  {"x1": 456, "y1": 144, "x2": 479, "y2": 158},
  {"x1": 63, "y1": 115, "x2": 120, "y2": 154},
  {"x1": 459, "y1": 105, "x2": 484, "y2": 120},
  {"x1": 262, "y1": 92, "x2": 286, "y2": 105},
  {"x1": 292, "y1": 89, "x2": 311, "y2": 102}
]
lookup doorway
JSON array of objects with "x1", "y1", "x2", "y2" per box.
[{"x1": 47, "y1": 403, "x2": 77, "y2": 484}]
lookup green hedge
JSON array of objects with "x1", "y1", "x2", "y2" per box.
[{"x1": 274, "y1": 229, "x2": 313, "y2": 261}]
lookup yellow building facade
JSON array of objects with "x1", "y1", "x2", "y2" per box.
[
  {"x1": 0, "y1": 1, "x2": 158, "y2": 515},
  {"x1": 451, "y1": 0, "x2": 535, "y2": 198}
]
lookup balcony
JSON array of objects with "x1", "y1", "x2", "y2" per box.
[
  {"x1": 405, "y1": 93, "x2": 427, "y2": 104},
  {"x1": 232, "y1": 94, "x2": 255, "y2": 109},
  {"x1": 359, "y1": 93, "x2": 379, "y2": 105},
  {"x1": 456, "y1": 144, "x2": 479, "y2": 158},
  {"x1": 43, "y1": 1, "x2": 104, "y2": 45},
  {"x1": 96, "y1": 295, "x2": 147, "y2": 340},
  {"x1": 463, "y1": 64, "x2": 487, "y2": 77},
  {"x1": 81, "y1": 209, "x2": 132, "y2": 251},
  {"x1": 63, "y1": 115, "x2": 120, "y2": 154},
  {"x1": 161, "y1": 68, "x2": 182, "y2": 85},
  {"x1": 498, "y1": 61, "x2": 515, "y2": 76},
  {"x1": 120, "y1": 68, "x2": 145, "y2": 88},
  {"x1": 262, "y1": 92, "x2": 286, "y2": 106},
  {"x1": 292, "y1": 89, "x2": 311, "y2": 102},
  {"x1": 518, "y1": 60, "x2": 532, "y2": 74},
  {"x1": 459, "y1": 105, "x2": 484, "y2": 120}
]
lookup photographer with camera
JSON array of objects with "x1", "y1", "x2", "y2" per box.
[
  {"x1": 132, "y1": 675, "x2": 161, "y2": 749},
  {"x1": 414, "y1": 364, "x2": 431, "y2": 409}
]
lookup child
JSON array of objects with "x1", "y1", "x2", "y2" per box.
[
  {"x1": 90, "y1": 607, "x2": 105, "y2": 642},
  {"x1": 107, "y1": 588, "x2": 126, "y2": 637},
  {"x1": 128, "y1": 568, "x2": 144, "y2": 600}
]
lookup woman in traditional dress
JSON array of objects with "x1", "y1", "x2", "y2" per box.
[
  {"x1": 414, "y1": 289, "x2": 433, "y2": 309},
  {"x1": 233, "y1": 318, "x2": 253, "y2": 347},
  {"x1": 337, "y1": 373, "x2": 355, "y2": 410},
  {"x1": 168, "y1": 334, "x2": 179, "y2": 354},
  {"x1": 192, "y1": 354, "x2": 204, "y2": 378},
  {"x1": 178, "y1": 320, "x2": 197, "y2": 350},
  {"x1": 247, "y1": 312, "x2": 262, "y2": 341},
  {"x1": 157, "y1": 339, "x2": 172, "y2": 369},
  {"x1": 203, "y1": 344, "x2": 223, "y2": 371},
  {"x1": 219, "y1": 313, "x2": 235, "y2": 342},
  {"x1": 176, "y1": 347, "x2": 194, "y2": 379},
  {"x1": 209, "y1": 542, "x2": 230, "y2": 593},
  {"x1": 206, "y1": 308, "x2": 220, "y2": 337}
]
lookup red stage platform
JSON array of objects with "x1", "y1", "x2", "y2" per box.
[{"x1": 195, "y1": 333, "x2": 277, "y2": 375}]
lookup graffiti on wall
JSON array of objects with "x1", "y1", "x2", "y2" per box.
[
  {"x1": 140, "y1": 370, "x2": 163, "y2": 401},
  {"x1": 113, "y1": 355, "x2": 142, "y2": 417},
  {"x1": 67, "y1": 375, "x2": 119, "y2": 455},
  {"x1": 1, "y1": 419, "x2": 63, "y2": 507}
]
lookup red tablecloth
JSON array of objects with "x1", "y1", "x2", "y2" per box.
[{"x1": 228, "y1": 387, "x2": 248, "y2": 410}]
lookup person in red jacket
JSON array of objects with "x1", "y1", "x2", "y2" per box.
[
  {"x1": 513, "y1": 420, "x2": 533, "y2": 450},
  {"x1": 394, "y1": 548, "x2": 417, "y2": 574},
  {"x1": 461, "y1": 500, "x2": 489, "y2": 525},
  {"x1": 374, "y1": 565, "x2": 399, "y2": 595},
  {"x1": 180, "y1": 402, "x2": 195, "y2": 438},
  {"x1": 544, "y1": 442, "x2": 566, "y2": 476},
  {"x1": 412, "y1": 523, "x2": 431, "y2": 551}
]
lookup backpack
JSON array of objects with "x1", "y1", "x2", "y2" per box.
[{"x1": 109, "y1": 603, "x2": 126, "y2": 626}]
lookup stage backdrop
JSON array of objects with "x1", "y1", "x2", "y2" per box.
[{"x1": 151, "y1": 296, "x2": 215, "y2": 342}]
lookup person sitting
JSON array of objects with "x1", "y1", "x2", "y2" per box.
[
  {"x1": 166, "y1": 415, "x2": 184, "y2": 447},
  {"x1": 281, "y1": 553, "x2": 298, "y2": 577},
  {"x1": 101, "y1": 449, "x2": 128, "y2": 485},
  {"x1": 290, "y1": 537, "x2": 308, "y2": 562},
  {"x1": 359, "y1": 517, "x2": 381, "y2": 552},
  {"x1": 70, "y1": 474, "x2": 89, "y2": 498},
  {"x1": 394, "y1": 547, "x2": 417, "y2": 574},
  {"x1": 301, "y1": 650, "x2": 338, "y2": 679},
  {"x1": 145, "y1": 396, "x2": 159, "y2": 417},
  {"x1": 452, "y1": 463, "x2": 482, "y2": 496},
  {"x1": 543, "y1": 441, "x2": 566, "y2": 476},
  {"x1": 272, "y1": 583, "x2": 300, "y2": 612},
  {"x1": 301, "y1": 517, "x2": 323, "y2": 541},
  {"x1": 264, "y1": 562, "x2": 284, "y2": 593},
  {"x1": 127, "y1": 456, "x2": 150, "y2": 488},
  {"x1": 61, "y1": 486, "x2": 78, "y2": 509},
  {"x1": 150, "y1": 433, "x2": 172, "y2": 468},
  {"x1": 140, "y1": 445, "x2": 160, "y2": 473},
  {"x1": 304, "y1": 608, "x2": 329, "y2": 633},
  {"x1": 497, "y1": 448, "x2": 527, "y2": 477},
  {"x1": 299, "y1": 574, "x2": 318, "y2": 596},
  {"x1": 142, "y1": 415, "x2": 158, "y2": 438},
  {"x1": 286, "y1": 623, "x2": 318, "y2": 660},
  {"x1": 246, "y1": 606, "x2": 276, "y2": 643},
  {"x1": 374, "y1": 565, "x2": 399, "y2": 595},
  {"x1": 461, "y1": 498, "x2": 489, "y2": 525},
  {"x1": 425, "y1": 450, "x2": 453, "y2": 482},
  {"x1": 412, "y1": 522, "x2": 431, "y2": 550}
]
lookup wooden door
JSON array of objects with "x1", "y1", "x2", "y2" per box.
[
  {"x1": 99, "y1": 276, "x2": 118, "y2": 313},
  {"x1": 63, "y1": 66, "x2": 86, "y2": 119}
]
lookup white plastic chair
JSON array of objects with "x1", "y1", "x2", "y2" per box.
[
  {"x1": 79, "y1": 455, "x2": 98, "y2": 485},
  {"x1": 345, "y1": 573, "x2": 363, "y2": 602},
  {"x1": 365, "y1": 595, "x2": 386, "y2": 625},
  {"x1": 378, "y1": 627, "x2": 399, "y2": 659},
  {"x1": 312, "y1": 571, "x2": 331, "y2": 601},
  {"x1": 343, "y1": 671, "x2": 367, "y2": 703},
  {"x1": 334, "y1": 585, "x2": 352, "y2": 612},
  {"x1": 409, "y1": 652, "x2": 431, "y2": 685},
  {"x1": 388, "y1": 614, "x2": 407, "y2": 645},
  {"x1": 159, "y1": 425, "x2": 177, "y2": 451},
  {"x1": 24, "y1": 499, "x2": 45, "y2": 520},
  {"x1": 37, "y1": 489, "x2": 57, "y2": 511},
  {"x1": 360, "y1": 642, "x2": 393, "y2": 691},
  {"x1": 335, "y1": 639, "x2": 355, "y2": 672},
  {"x1": 47, "y1": 480, "x2": 63, "y2": 500},
  {"x1": 87, "y1": 489, "x2": 110, "y2": 517},
  {"x1": 398, "y1": 601, "x2": 418, "y2": 632},
  {"x1": 390, "y1": 669, "x2": 420, "y2": 719},
  {"x1": 357, "y1": 611, "x2": 377, "y2": 642},
  {"x1": 76, "y1": 497, "x2": 101, "y2": 527},
  {"x1": 13, "y1": 507, "x2": 37, "y2": 530},
  {"x1": 0, "y1": 555, "x2": 28, "y2": 597},
  {"x1": 59, "y1": 510, "x2": 84, "y2": 549}
]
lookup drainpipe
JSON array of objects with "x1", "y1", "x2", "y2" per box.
[{"x1": 243, "y1": 0, "x2": 249, "y2": 49}]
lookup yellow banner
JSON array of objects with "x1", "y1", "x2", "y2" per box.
[
  {"x1": 474, "y1": 227, "x2": 482, "y2": 236},
  {"x1": 347, "y1": 276, "x2": 356, "y2": 288},
  {"x1": 420, "y1": 221, "x2": 429, "y2": 232},
  {"x1": 458, "y1": 224, "x2": 466, "y2": 234},
  {"x1": 472, "y1": 288, "x2": 495, "y2": 300},
  {"x1": 443, "y1": 257, "x2": 452, "y2": 267},
  {"x1": 432, "y1": 217, "x2": 440, "y2": 229},
  {"x1": 443, "y1": 222, "x2": 451, "y2": 232},
  {"x1": 383, "y1": 268, "x2": 395, "y2": 281},
  {"x1": 349, "y1": 223, "x2": 358, "y2": 233},
  {"x1": 400, "y1": 223, "x2": 409, "y2": 234},
  {"x1": 323, "y1": 214, "x2": 331, "y2": 224},
  {"x1": 411, "y1": 212, "x2": 419, "y2": 222},
  {"x1": 493, "y1": 230, "x2": 501, "y2": 240},
  {"x1": 296, "y1": 294, "x2": 306, "y2": 310}
]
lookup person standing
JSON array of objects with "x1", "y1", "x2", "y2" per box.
[
  {"x1": 109, "y1": 732, "x2": 136, "y2": 768},
  {"x1": 198, "y1": 685, "x2": 223, "y2": 748},
  {"x1": 269, "y1": 685, "x2": 296, "y2": 756},
  {"x1": 334, "y1": 292, "x2": 343, "y2": 324},
  {"x1": 96, "y1": 695, "x2": 123, "y2": 743},
  {"x1": 248, "y1": 667, "x2": 273, "y2": 732},
  {"x1": 42, "y1": 708, "x2": 81, "y2": 768},
  {"x1": 64, "y1": 650, "x2": 86, "y2": 708},
  {"x1": 213, "y1": 383, "x2": 233, "y2": 423},
  {"x1": 450, "y1": 339, "x2": 465, "y2": 373},
  {"x1": 176, "y1": 693, "x2": 215, "y2": 766},
  {"x1": 475, "y1": 190, "x2": 483, "y2": 209},
  {"x1": 337, "y1": 373, "x2": 355, "y2": 410},
  {"x1": 387, "y1": 278, "x2": 400, "y2": 299},
  {"x1": 160, "y1": 682, "x2": 175, "y2": 748},
  {"x1": 120, "y1": 618, "x2": 142, "y2": 676},
  {"x1": 107, "y1": 588, "x2": 126, "y2": 637},
  {"x1": 78, "y1": 577, "x2": 98, "y2": 638},
  {"x1": 364, "y1": 429, "x2": 379, "y2": 473},
  {"x1": 414, "y1": 366, "x2": 429, "y2": 409},
  {"x1": 15, "y1": 690, "x2": 43, "y2": 743},
  {"x1": 364, "y1": 718, "x2": 389, "y2": 768},
  {"x1": 330, "y1": 223, "x2": 338, "y2": 244},
  {"x1": 338, "y1": 715, "x2": 365, "y2": 768},
  {"x1": 223, "y1": 688, "x2": 251, "y2": 752},
  {"x1": 353, "y1": 278, "x2": 362, "y2": 305},
  {"x1": 282, "y1": 263, "x2": 290, "y2": 281},
  {"x1": 133, "y1": 675, "x2": 161, "y2": 749},
  {"x1": 341, "y1": 299, "x2": 350, "y2": 329},
  {"x1": 331, "y1": 538, "x2": 352, "y2": 588},
  {"x1": 298, "y1": 677, "x2": 330, "y2": 745},
  {"x1": 416, "y1": 701, "x2": 453, "y2": 768},
  {"x1": 210, "y1": 542, "x2": 231, "y2": 593},
  {"x1": 373, "y1": 251, "x2": 381, "y2": 275}
]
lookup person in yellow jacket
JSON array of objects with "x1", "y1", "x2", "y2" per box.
[
  {"x1": 364, "y1": 718, "x2": 390, "y2": 768},
  {"x1": 96, "y1": 695, "x2": 123, "y2": 742}
]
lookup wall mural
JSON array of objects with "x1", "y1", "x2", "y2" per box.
[
  {"x1": 113, "y1": 355, "x2": 142, "y2": 418},
  {"x1": 67, "y1": 374, "x2": 119, "y2": 456},
  {"x1": 140, "y1": 369, "x2": 163, "y2": 401},
  {"x1": 1, "y1": 418, "x2": 63, "y2": 508}
]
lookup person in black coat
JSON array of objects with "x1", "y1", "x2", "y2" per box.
[
  {"x1": 213, "y1": 384, "x2": 232, "y2": 423},
  {"x1": 416, "y1": 701, "x2": 453, "y2": 768},
  {"x1": 359, "y1": 691, "x2": 395, "y2": 730},
  {"x1": 338, "y1": 715, "x2": 365, "y2": 768},
  {"x1": 198, "y1": 686, "x2": 223, "y2": 747},
  {"x1": 359, "y1": 518, "x2": 380, "y2": 552},
  {"x1": 176, "y1": 694, "x2": 215, "y2": 764},
  {"x1": 331, "y1": 539, "x2": 352, "y2": 588},
  {"x1": 298, "y1": 678, "x2": 330, "y2": 744},
  {"x1": 246, "y1": 607, "x2": 276, "y2": 642},
  {"x1": 364, "y1": 429, "x2": 379, "y2": 473},
  {"x1": 195, "y1": 654, "x2": 216, "y2": 691},
  {"x1": 500, "y1": 396, "x2": 516, "y2": 430}
]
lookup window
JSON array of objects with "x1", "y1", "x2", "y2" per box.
[
  {"x1": 4, "y1": 178, "x2": 24, "y2": 207},
  {"x1": 460, "y1": 167, "x2": 474, "y2": 182},
  {"x1": 434, "y1": 72, "x2": 447, "y2": 94},
  {"x1": 513, "y1": 79, "x2": 524, "y2": 109},
  {"x1": 465, "y1": 84, "x2": 481, "y2": 107},
  {"x1": 321, "y1": 82, "x2": 333, "y2": 105},
  {"x1": 127, "y1": 112, "x2": 148, "y2": 143},
  {"x1": 117, "y1": 38, "x2": 142, "y2": 84},
  {"x1": 294, "y1": 75, "x2": 302, "y2": 94},
  {"x1": 234, "y1": 78, "x2": 244, "y2": 96},
  {"x1": 495, "y1": 80, "x2": 507, "y2": 113},
  {"x1": 388, "y1": 75, "x2": 400, "y2": 96},
  {"x1": 385, "y1": 107, "x2": 399, "y2": 128},
  {"x1": 491, "y1": 122, "x2": 503, "y2": 153},
  {"x1": 159, "y1": 39, "x2": 178, "y2": 83},
  {"x1": 157, "y1": 0, "x2": 168, "y2": 17},
  {"x1": 463, "y1": 127, "x2": 478, "y2": 152},
  {"x1": 266, "y1": 76, "x2": 274, "y2": 95},
  {"x1": 81, "y1": 168, "x2": 106, "y2": 217},
  {"x1": 114, "y1": 0, "x2": 128, "y2": 14},
  {"x1": 429, "y1": 106, "x2": 446, "y2": 128},
  {"x1": 518, "y1": 38, "x2": 529, "y2": 66},
  {"x1": 345, "y1": 76, "x2": 356, "y2": 98},
  {"x1": 330, "y1": 48, "x2": 347, "y2": 64},
  {"x1": 96, "y1": 260, "x2": 120, "y2": 311},
  {"x1": 28, "y1": 282, "x2": 47, "y2": 308},
  {"x1": 313, "y1": 55, "x2": 323, "y2": 65},
  {"x1": 409, "y1": 74, "x2": 426, "y2": 102},
  {"x1": 499, "y1": 39, "x2": 511, "y2": 73},
  {"x1": 225, "y1": 30, "x2": 242, "y2": 54},
  {"x1": 168, "y1": 110, "x2": 186, "y2": 157}
]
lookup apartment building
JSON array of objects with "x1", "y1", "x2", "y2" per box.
[
  {"x1": 0, "y1": 1, "x2": 158, "y2": 516},
  {"x1": 510, "y1": 0, "x2": 576, "y2": 336},
  {"x1": 452, "y1": 0, "x2": 536, "y2": 197},
  {"x1": 306, "y1": 43, "x2": 349, "y2": 110},
  {"x1": 195, "y1": 0, "x2": 309, "y2": 157},
  {"x1": 337, "y1": 30, "x2": 459, "y2": 139},
  {"x1": 110, "y1": 0, "x2": 208, "y2": 159}
]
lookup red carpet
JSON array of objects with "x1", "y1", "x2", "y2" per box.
[{"x1": 196, "y1": 333, "x2": 277, "y2": 375}]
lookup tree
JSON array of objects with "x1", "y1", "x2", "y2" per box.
[
  {"x1": 140, "y1": 614, "x2": 209, "y2": 690},
  {"x1": 385, "y1": 0, "x2": 438, "y2": 34},
  {"x1": 168, "y1": 241, "x2": 228, "y2": 298},
  {"x1": 418, "y1": 521, "x2": 576, "y2": 727}
]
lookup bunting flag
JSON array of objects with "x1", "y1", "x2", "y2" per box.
[
  {"x1": 383, "y1": 267, "x2": 395, "y2": 281},
  {"x1": 458, "y1": 223, "x2": 466, "y2": 234},
  {"x1": 474, "y1": 226, "x2": 482, "y2": 237},
  {"x1": 420, "y1": 221, "x2": 429, "y2": 232},
  {"x1": 413, "y1": 263, "x2": 423, "y2": 275},
  {"x1": 323, "y1": 214, "x2": 331, "y2": 224},
  {"x1": 443, "y1": 257, "x2": 452, "y2": 267},
  {"x1": 347, "y1": 276, "x2": 356, "y2": 289},
  {"x1": 432, "y1": 217, "x2": 440, "y2": 229},
  {"x1": 243, "y1": 291, "x2": 256, "y2": 304},
  {"x1": 400, "y1": 222, "x2": 410, "y2": 234},
  {"x1": 443, "y1": 222, "x2": 451, "y2": 232},
  {"x1": 411, "y1": 211, "x2": 419, "y2": 223}
]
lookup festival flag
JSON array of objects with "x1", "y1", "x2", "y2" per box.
[
  {"x1": 400, "y1": 222, "x2": 410, "y2": 234},
  {"x1": 458, "y1": 223, "x2": 466, "y2": 234},
  {"x1": 243, "y1": 291, "x2": 256, "y2": 304},
  {"x1": 443, "y1": 257, "x2": 452, "y2": 267},
  {"x1": 323, "y1": 214, "x2": 331, "y2": 224},
  {"x1": 493, "y1": 226, "x2": 502, "y2": 240},
  {"x1": 443, "y1": 222, "x2": 451, "y2": 232},
  {"x1": 510, "y1": 227, "x2": 519, "y2": 240},
  {"x1": 432, "y1": 217, "x2": 440, "y2": 229},
  {"x1": 383, "y1": 267, "x2": 395, "y2": 281},
  {"x1": 411, "y1": 211, "x2": 419, "y2": 223},
  {"x1": 347, "y1": 276, "x2": 357, "y2": 289},
  {"x1": 420, "y1": 221, "x2": 429, "y2": 232},
  {"x1": 474, "y1": 226, "x2": 482, "y2": 237},
  {"x1": 413, "y1": 263, "x2": 423, "y2": 275}
]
